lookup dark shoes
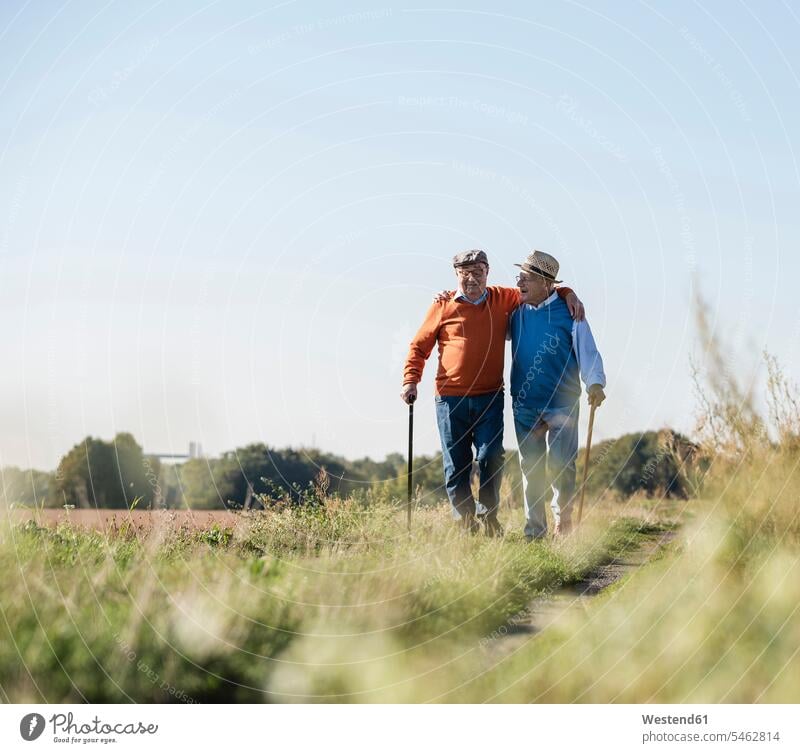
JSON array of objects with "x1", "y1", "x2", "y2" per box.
[
  {"x1": 459, "y1": 513, "x2": 480, "y2": 535},
  {"x1": 525, "y1": 533, "x2": 548, "y2": 543},
  {"x1": 475, "y1": 507, "x2": 504, "y2": 538},
  {"x1": 482, "y1": 516, "x2": 504, "y2": 538},
  {"x1": 458, "y1": 513, "x2": 504, "y2": 537}
]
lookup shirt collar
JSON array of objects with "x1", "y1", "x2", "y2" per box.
[
  {"x1": 455, "y1": 287, "x2": 488, "y2": 305},
  {"x1": 523, "y1": 290, "x2": 559, "y2": 311}
]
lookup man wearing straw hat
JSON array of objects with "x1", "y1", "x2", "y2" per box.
[
  {"x1": 510, "y1": 250, "x2": 606, "y2": 540},
  {"x1": 400, "y1": 250, "x2": 584, "y2": 535}
]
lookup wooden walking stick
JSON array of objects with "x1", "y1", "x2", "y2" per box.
[
  {"x1": 406, "y1": 397, "x2": 415, "y2": 531},
  {"x1": 576, "y1": 402, "x2": 597, "y2": 525}
]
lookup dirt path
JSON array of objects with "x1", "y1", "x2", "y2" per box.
[{"x1": 489, "y1": 529, "x2": 676, "y2": 654}]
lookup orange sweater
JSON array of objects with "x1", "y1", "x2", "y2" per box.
[{"x1": 403, "y1": 286, "x2": 574, "y2": 396}]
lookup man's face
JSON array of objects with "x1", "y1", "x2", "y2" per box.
[
  {"x1": 455, "y1": 263, "x2": 489, "y2": 300},
  {"x1": 516, "y1": 271, "x2": 552, "y2": 304}
]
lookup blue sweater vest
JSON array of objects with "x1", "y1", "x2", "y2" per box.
[{"x1": 509, "y1": 295, "x2": 581, "y2": 422}]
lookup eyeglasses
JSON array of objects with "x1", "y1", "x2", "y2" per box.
[
  {"x1": 456, "y1": 267, "x2": 487, "y2": 278},
  {"x1": 515, "y1": 274, "x2": 537, "y2": 283}
]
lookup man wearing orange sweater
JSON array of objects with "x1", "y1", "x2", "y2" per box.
[{"x1": 400, "y1": 250, "x2": 582, "y2": 534}]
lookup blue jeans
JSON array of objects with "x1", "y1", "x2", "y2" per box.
[
  {"x1": 514, "y1": 405, "x2": 579, "y2": 538},
  {"x1": 435, "y1": 390, "x2": 505, "y2": 521}
]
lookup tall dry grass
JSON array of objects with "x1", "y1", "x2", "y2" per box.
[
  {"x1": 2, "y1": 297, "x2": 798, "y2": 702},
  {"x1": 428, "y1": 298, "x2": 800, "y2": 703},
  {"x1": 0, "y1": 497, "x2": 663, "y2": 702}
]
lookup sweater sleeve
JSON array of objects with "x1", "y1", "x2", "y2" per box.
[
  {"x1": 488, "y1": 286, "x2": 522, "y2": 313},
  {"x1": 556, "y1": 286, "x2": 574, "y2": 301},
  {"x1": 403, "y1": 303, "x2": 443, "y2": 385}
]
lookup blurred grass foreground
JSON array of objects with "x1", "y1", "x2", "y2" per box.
[{"x1": 1, "y1": 320, "x2": 800, "y2": 702}]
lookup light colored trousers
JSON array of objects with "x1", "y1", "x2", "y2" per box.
[{"x1": 513, "y1": 406, "x2": 579, "y2": 538}]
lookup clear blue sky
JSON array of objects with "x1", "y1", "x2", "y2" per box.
[{"x1": 1, "y1": 0, "x2": 799, "y2": 470}]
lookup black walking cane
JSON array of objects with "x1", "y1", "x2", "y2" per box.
[{"x1": 406, "y1": 395, "x2": 416, "y2": 531}]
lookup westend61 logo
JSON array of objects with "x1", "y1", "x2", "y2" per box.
[{"x1": 19, "y1": 712, "x2": 158, "y2": 743}]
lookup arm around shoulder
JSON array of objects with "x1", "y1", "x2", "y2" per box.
[{"x1": 557, "y1": 286, "x2": 584, "y2": 321}]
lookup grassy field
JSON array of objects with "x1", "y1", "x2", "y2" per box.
[
  {"x1": 2, "y1": 350, "x2": 799, "y2": 703},
  {"x1": 3, "y1": 469, "x2": 797, "y2": 703},
  {"x1": 0, "y1": 496, "x2": 675, "y2": 703}
]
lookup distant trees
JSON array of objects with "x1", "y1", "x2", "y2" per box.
[
  {"x1": 152, "y1": 444, "x2": 449, "y2": 510},
  {"x1": 0, "y1": 429, "x2": 698, "y2": 510},
  {"x1": 177, "y1": 456, "x2": 237, "y2": 509},
  {"x1": 579, "y1": 429, "x2": 698, "y2": 500},
  {"x1": 179, "y1": 444, "x2": 377, "y2": 509},
  {"x1": 0, "y1": 466, "x2": 51, "y2": 507},
  {"x1": 51, "y1": 433, "x2": 159, "y2": 509},
  {"x1": 351, "y1": 451, "x2": 448, "y2": 504}
]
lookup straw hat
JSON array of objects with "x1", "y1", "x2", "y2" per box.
[{"x1": 514, "y1": 250, "x2": 562, "y2": 283}]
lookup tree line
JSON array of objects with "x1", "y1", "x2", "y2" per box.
[{"x1": 0, "y1": 429, "x2": 698, "y2": 510}]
